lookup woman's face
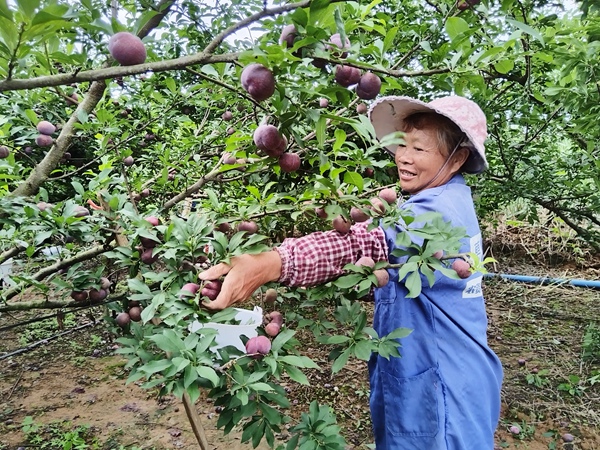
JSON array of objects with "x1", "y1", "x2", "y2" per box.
[{"x1": 394, "y1": 127, "x2": 467, "y2": 194}]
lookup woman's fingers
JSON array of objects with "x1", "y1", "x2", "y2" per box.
[{"x1": 198, "y1": 262, "x2": 232, "y2": 281}]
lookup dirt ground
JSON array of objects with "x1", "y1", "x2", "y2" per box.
[{"x1": 1, "y1": 222, "x2": 600, "y2": 450}]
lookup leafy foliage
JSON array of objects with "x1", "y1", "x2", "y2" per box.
[{"x1": 1, "y1": 0, "x2": 598, "y2": 447}]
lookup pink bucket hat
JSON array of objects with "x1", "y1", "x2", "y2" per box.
[{"x1": 368, "y1": 95, "x2": 488, "y2": 174}]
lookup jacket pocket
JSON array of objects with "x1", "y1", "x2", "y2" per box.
[
  {"x1": 374, "y1": 275, "x2": 396, "y2": 304},
  {"x1": 382, "y1": 367, "x2": 440, "y2": 437}
]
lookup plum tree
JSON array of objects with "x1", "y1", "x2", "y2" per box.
[
  {"x1": 241, "y1": 64, "x2": 275, "y2": 101},
  {"x1": 108, "y1": 32, "x2": 147, "y2": 66}
]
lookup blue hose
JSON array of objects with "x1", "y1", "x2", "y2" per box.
[{"x1": 483, "y1": 273, "x2": 600, "y2": 290}]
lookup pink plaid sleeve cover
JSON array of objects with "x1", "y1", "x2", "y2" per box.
[{"x1": 274, "y1": 222, "x2": 388, "y2": 287}]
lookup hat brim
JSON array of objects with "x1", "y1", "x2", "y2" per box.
[{"x1": 368, "y1": 96, "x2": 487, "y2": 174}]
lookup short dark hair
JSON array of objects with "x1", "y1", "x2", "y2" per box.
[{"x1": 401, "y1": 112, "x2": 466, "y2": 156}]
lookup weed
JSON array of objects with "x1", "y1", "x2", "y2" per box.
[
  {"x1": 525, "y1": 368, "x2": 550, "y2": 388},
  {"x1": 558, "y1": 374, "x2": 586, "y2": 397},
  {"x1": 21, "y1": 416, "x2": 100, "y2": 449},
  {"x1": 582, "y1": 322, "x2": 600, "y2": 362}
]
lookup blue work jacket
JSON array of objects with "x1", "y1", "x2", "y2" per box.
[{"x1": 370, "y1": 175, "x2": 503, "y2": 449}]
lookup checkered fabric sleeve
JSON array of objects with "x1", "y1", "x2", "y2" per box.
[{"x1": 274, "y1": 222, "x2": 388, "y2": 287}]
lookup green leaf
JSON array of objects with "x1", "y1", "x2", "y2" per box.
[
  {"x1": 316, "y1": 115, "x2": 326, "y2": 148},
  {"x1": 140, "y1": 359, "x2": 172, "y2": 375},
  {"x1": 404, "y1": 270, "x2": 422, "y2": 298},
  {"x1": 506, "y1": 18, "x2": 545, "y2": 45},
  {"x1": 149, "y1": 329, "x2": 185, "y2": 353},
  {"x1": 343, "y1": 171, "x2": 363, "y2": 191},
  {"x1": 445, "y1": 17, "x2": 470, "y2": 41},
  {"x1": 196, "y1": 365, "x2": 220, "y2": 387},
  {"x1": 353, "y1": 339, "x2": 373, "y2": 361},
  {"x1": 494, "y1": 59, "x2": 514, "y2": 74},
  {"x1": 331, "y1": 348, "x2": 351, "y2": 374},
  {"x1": 333, "y1": 274, "x2": 362, "y2": 289},
  {"x1": 285, "y1": 365, "x2": 309, "y2": 385},
  {"x1": 71, "y1": 181, "x2": 85, "y2": 196},
  {"x1": 385, "y1": 327, "x2": 412, "y2": 340}
]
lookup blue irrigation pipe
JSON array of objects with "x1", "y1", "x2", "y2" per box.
[{"x1": 483, "y1": 273, "x2": 600, "y2": 290}]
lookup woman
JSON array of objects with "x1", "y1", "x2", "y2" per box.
[{"x1": 199, "y1": 95, "x2": 504, "y2": 449}]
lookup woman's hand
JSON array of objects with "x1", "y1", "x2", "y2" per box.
[{"x1": 198, "y1": 250, "x2": 282, "y2": 310}]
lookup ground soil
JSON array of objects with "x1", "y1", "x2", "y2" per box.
[{"x1": 1, "y1": 221, "x2": 599, "y2": 450}]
